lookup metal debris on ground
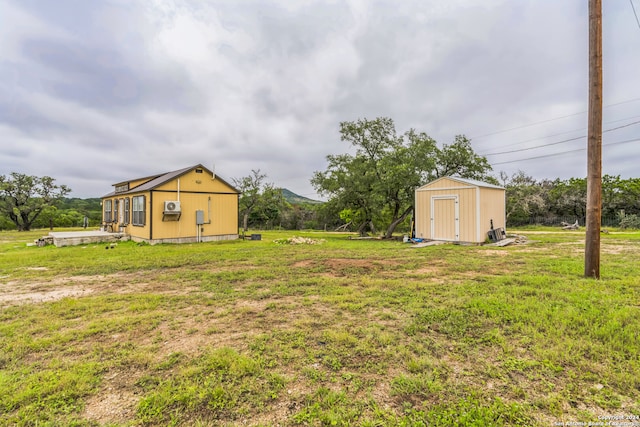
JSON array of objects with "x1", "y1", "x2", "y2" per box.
[
  {"x1": 492, "y1": 238, "x2": 517, "y2": 247},
  {"x1": 561, "y1": 220, "x2": 580, "y2": 230},
  {"x1": 487, "y1": 234, "x2": 529, "y2": 247},
  {"x1": 511, "y1": 235, "x2": 529, "y2": 244}
]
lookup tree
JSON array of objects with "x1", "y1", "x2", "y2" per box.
[
  {"x1": 548, "y1": 178, "x2": 587, "y2": 222},
  {"x1": 435, "y1": 135, "x2": 495, "y2": 181},
  {"x1": 601, "y1": 175, "x2": 640, "y2": 219},
  {"x1": 233, "y1": 170, "x2": 284, "y2": 232},
  {"x1": 501, "y1": 171, "x2": 547, "y2": 225},
  {"x1": 312, "y1": 117, "x2": 493, "y2": 238},
  {"x1": 0, "y1": 173, "x2": 71, "y2": 231},
  {"x1": 312, "y1": 118, "x2": 400, "y2": 237}
]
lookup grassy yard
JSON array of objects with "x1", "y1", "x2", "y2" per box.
[{"x1": 0, "y1": 228, "x2": 639, "y2": 426}]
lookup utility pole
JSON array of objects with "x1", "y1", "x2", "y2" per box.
[{"x1": 585, "y1": 0, "x2": 602, "y2": 278}]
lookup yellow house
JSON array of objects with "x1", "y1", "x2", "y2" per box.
[
  {"x1": 101, "y1": 164, "x2": 239, "y2": 244},
  {"x1": 415, "y1": 176, "x2": 506, "y2": 243}
]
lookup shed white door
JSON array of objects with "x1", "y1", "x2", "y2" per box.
[{"x1": 431, "y1": 196, "x2": 459, "y2": 241}]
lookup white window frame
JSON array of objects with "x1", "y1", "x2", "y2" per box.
[
  {"x1": 104, "y1": 200, "x2": 113, "y2": 222},
  {"x1": 132, "y1": 195, "x2": 146, "y2": 226}
]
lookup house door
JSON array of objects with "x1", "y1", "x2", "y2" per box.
[{"x1": 431, "y1": 196, "x2": 459, "y2": 241}]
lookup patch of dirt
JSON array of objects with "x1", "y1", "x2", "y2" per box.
[
  {"x1": 410, "y1": 266, "x2": 441, "y2": 275},
  {"x1": 558, "y1": 241, "x2": 585, "y2": 246},
  {"x1": 292, "y1": 260, "x2": 314, "y2": 268},
  {"x1": 601, "y1": 244, "x2": 636, "y2": 255},
  {"x1": 480, "y1": 250, "x2": 511, "y2": 257},
  {"x1": 0, "y1": 286, "x2": 94, "y2": 305},
  {"x1": 294, "y1": 258, "x2": 400, "y2": 270},
  {"x1": 325, "y1": 258, "x2": 398, "y2": 269},
  {"x1": 0, "y1": 274, "x2": 112, "y2": 306},
  {"x1": 83, "y1": 368, "x2": 141, "y2": 425},
  {"x1": 82, "y1": 293, "x2": 366, "y2": 425},
  {"x1": 0, "y1": 272, "x2": 199, "y2": 307},
  {"x1": 293, "y1": 258, "x2": 403, "y2": 279}
]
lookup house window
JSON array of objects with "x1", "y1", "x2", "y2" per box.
[
  {"x1": 124, "y1": 198, "x2": 130, "y2": 225},
  {"x1": 104, "y1": 200, "x2": 112, "y2": 222},
  {"x1": 114, "y1": 199, "x2": 120, "y2": 223},
  {"x1": 132, "y1": 195, "x2": 146, "y2": 226}
]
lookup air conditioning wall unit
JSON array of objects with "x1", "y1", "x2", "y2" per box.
[{"x1": 164, "y1": 200, "x2": 181, "y2": 213}]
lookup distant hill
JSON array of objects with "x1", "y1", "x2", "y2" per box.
[{"x1": 280, "y1": 188, "x2": 323, "y2": 205}]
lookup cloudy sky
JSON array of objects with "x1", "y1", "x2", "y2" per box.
[{"x1": 1, "y1": 0, "x2": 639, "y2": 199}]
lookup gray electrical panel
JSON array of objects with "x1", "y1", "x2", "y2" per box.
[{"x1": 196, "y1": 210, "x2": 205, "y2": 225}]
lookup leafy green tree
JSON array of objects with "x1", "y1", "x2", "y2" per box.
[
  {"x1": 312, "y1": 117, "x2": 493, "y2": 238},
  {"x1": 501, "y1": 171, "x2": 547, "y2": 225},
  {"x1": 548, "y1": 178, "x2": 587, "y2": 222},
  {"x1": 248, "y1": 185, "x2": 286, "y2": 229},
  {"x1": 54, "y1": 209, "x2": 85, "y2": 228},
  {"x1": 0, "y1": 215, "x2": 13, "y2": 230},
  {"x1": 435, "y1": 135, "x2": 494, "y2": 181},
  {"x1": 312, "y1": 118, "x2": 400, "y2": 236},
  {"x1": 0, "y1": 173, "x2": 71, "y2": 231},
  {"x1": 601, "y1": 175, "x2": 640, "y2": 219},
  {"x1": 35, "y1": 205, "x2": 58, "y2": 230},
  {"x1": 233, "y1": 170, "x2": 284, "y2": 232},
  {"x1": 311, "y1": 198, "x2": 348, "y2": 231},
  {"x1": 617, "y1": 210, "x2": 640, "y2": 229}
]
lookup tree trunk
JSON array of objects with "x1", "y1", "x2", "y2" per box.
[
  {"x1": 383, "y1": 206, "x2": 413, "y2": 239},
  {"x1": 357, "y1": 221, "x2": 368, "y2": 237},
  {"x1": 243, "y1": 213, "x2": 249, "y2": 232},
  {"x1": 357, "y1": 219, "x2": 376, "y2": 237},
  {"x1": 21, "y1": 210, "x2": 34, "y2": 231}
]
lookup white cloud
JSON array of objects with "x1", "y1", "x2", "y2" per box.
[{"x1": 1, "y1": 0, "x2": 639, "y2": 198}]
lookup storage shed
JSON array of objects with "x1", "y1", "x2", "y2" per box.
[{"x1": 414, "y1": 177, "x2": 506, "y2": 243}]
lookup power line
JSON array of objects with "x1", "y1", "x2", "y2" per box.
[
  {"x1": 469, "y1": 96, "x2": 640, "y2": 140},
  {"x1": 476, "y1": 113, "x2": 640, "y2": 151},
  {"x1": 470, "y1": 111, "x2": 585, "y2": 140},
  {"x1": 483, "y1": 135, "x2": 584, "y2": 156},
  {"x1": 631, "y1": 0, "x2": 640, "y2": 31},
  {"x1": 491, "y1": 137, "x2": 640, "y2": 166},
  {"x1": 482, "y1": 119, "x2": 640, "y2": 156}
]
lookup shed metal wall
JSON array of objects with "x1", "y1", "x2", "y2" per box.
[
  {"x1": 415, "y1": 177, "x2": 505, "y2": 243},
  {"x1": 479, "y1": 187, "x2": 506, "y2": 237}
]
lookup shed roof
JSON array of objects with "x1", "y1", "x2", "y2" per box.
[
  {"x1": 417, "y1": 176, "x2": 504, "y2": 191},
  {"x1": 102, "y1": 164, "x2": 239, "y2": 198}
]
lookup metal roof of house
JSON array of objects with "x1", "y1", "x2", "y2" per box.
[
  {"x1": 101, "y1": 164, "x2": 239, "y2": 198},
  {"x1": 417, "y1": 176, "x2": 504, "y2": 191}
]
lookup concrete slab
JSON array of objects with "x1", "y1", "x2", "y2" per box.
[
  {"x1": 411, "y1": 240, "x2": 449, "y2": 248},
  {"x1": 49, "y1": 231, "x2": 112, "y2": 239},
  {"x1": 47, "y1": 231, "x2": 127, "y2": 247}
]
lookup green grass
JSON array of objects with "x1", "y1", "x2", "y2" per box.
[{"x1": 0, "y1": 227, "x2": 639, "y2": 425}]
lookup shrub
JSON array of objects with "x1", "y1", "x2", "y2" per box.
[{"x1": 617, "y1": 211, "x2": 640, "y2": 229}]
